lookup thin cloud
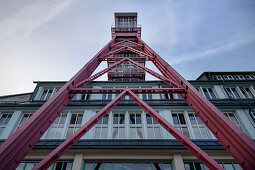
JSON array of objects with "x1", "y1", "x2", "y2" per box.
[
  {"x1": 0, "y1": 0, "x2": 72, "y2": 40},
  {"x1": 169, "y1": 32, "x2": 255, "y2": 65}
]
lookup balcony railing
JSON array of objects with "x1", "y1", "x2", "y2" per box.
[{"x1": 111, "y1": 25, "x2": 141, "y2": 38}]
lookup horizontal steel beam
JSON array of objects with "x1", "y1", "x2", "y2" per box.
[{"x1": 70, "y1": 88, "x2": 186, "y2": 94}]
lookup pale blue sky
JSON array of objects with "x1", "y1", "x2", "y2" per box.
[{"x1": 0, "y1": 0, "x2": 255, "y2": 95}]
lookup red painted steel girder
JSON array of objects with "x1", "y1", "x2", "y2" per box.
[
  {"x1": 33, "y1": 90, "x2": 128, "y2": 170},
  {"x1": 99, "y1": 57, "x2": 147, "y2": 61},
  {"x1": 70, "y1": 88, "x2": 186, "y2": 94},
  {"x1": 33, "y1": 89, "x2": 221, "y2": 170},
  {"x1": 126, "y1": 58, "x2": 179, "y2": 88},
  {"x1": 127, "y1": 90, "x2": 223, "y2": 170},
  {"x1": 75, "y1": 58, "x2": 127, "y2": 88},
  {"x1": 137, "y1": 37, "x2": 255, "y2": 169},
  {"x1": 0, "y1": 38, "x2": 116, "y2": 170}
]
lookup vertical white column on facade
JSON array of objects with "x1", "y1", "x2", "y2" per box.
[
  {"x1": 249, "y1": 85, "x2": 255, "y2": 97},
  {"x1": 220, "y1": 85, "x2": 229, "y2": 98},
  {"x1": 152, "y1": 86, "x2": 160, "y2": 99},
  {"x1": 183, "y1": 111, "x2": 195, "y2": 139},
  {"x1": 34, "y1": 87, "x2": 43, "y2": 100},
  {"x1": 81, "y1": 110, "x2": 94, "y2": 139},
  {"x1": 198, "y1": 86, "x2": 205, "y2": 97},
  {"x1": 161, "y1": 110, "x2": 174, "y2": 139},
  {"x1": 142, "y1": 111, "x2": 148, "y2": 139},
  {"x1": 61, "y1": 111, "x2": 72, "y2": 139},
  {"x1": 108, "y1": 111, "x2": 113, "y2": 139},
  {"x1": 125, "y1": 86, "x2": 129, "y2": 100},
  {"x1": 236, "y1": 86, "x2": 245, "y2": 99},
  {"x1": 0, "y1": 110, "x2": 22, "y2": 139},
  {"x1": 72, "y1": 154, "x2": 84, "y2": 170},
  {"x1": 235, "y1": 109, "x2": 255, "y2": 138},
  {"x1": 213, "y1": 85, "x2": 226, "y2": 99},
  {"x1": 112, "y1": 87, "x2": 116, "y2": 99},
  {"x1": 125, "y1": 110, "x2": 129, "y2": 139},
  {"x1": 51, "y1": 88, "x2": 57, "y2": 98},
  {"x1": 138, "y1": 87, "x2": 142, "y2": 99},
  {"x1": 172, "y1": 154, "x2": 185, "y2": 170},
  {"x1": 90, "y1": 86, "x2": 102, "y2": 99}
]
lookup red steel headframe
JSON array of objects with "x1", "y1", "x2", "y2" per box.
[{"x1": 0, "y1": 33, "x2": 254, "y2": 170}]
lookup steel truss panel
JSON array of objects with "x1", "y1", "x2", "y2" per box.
[{"x1": 0, "y1": 32, "x2": 254, "y2": 170}]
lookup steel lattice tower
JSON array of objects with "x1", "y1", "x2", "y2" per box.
[{"x1": 0, "y1": 12, "x2": 255, "y2": 170}]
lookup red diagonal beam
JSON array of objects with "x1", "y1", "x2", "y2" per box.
[
  {"x1": 0, "y1": 38, "x2": 116, "y2": 170},
  {"x1": 126, "y1": 46, "x2": 153, "y2": 59},
  {"x1": 138, "y1": 37, "x2": 255, "y2": 169},
  {"x1": 33, "y1": 90, "x2": 127, "y2": 170},
  {"x1": 102, "y1": 46, "x2": 128, "y2": 58},
  {"x1": 127, "y1": 89, "x2": 223, "y2": 170},
  {"x1": 126, "y1": 58, "x2": 179, "y2": 88},
  {"x1": 75, "y1": 58, "x2": 128, "y2": 88}
]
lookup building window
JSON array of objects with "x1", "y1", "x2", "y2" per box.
[
  {"x1": 0, "y1": 113, "x2": 12, "y2": 136},
  {"x1": 184, "y1": 161, "x2": 241, "y2": 170},
  {"x1": 129, "y1": 111, "x2": 143, "y2": 139},
  {"x1": 112, "y1": 112, "x2": 125, "y2": 139},
  {"x1": 84, "y1": 161, "x2": 172, "y2": 170},
  {"x1": 142, "y1": 93, "x2": 153, "y2": 100},
  {"x1": 223, "y1": 112, "x2": 243, "y2": 131},
  {"x1": 239, "y1": 87, "x2": 254, "y2": 99},
  {"x1": 234, "y1": 75, "x2": 245, "y2": 80},
  {"x1": 81, "y1": 94, "x2": 90, "y2": 100},
  {"x1": 245, "y1": 75, "x2": 255, "y2": 80},
  {"x1": 102, "y1": 93, "x2": 112, "y2": 100},
  {"x1": 146, "y1": 114, "x2": 162, "y2": 139},
  {"x1": 16, "y1": 113, "x2": 33, "y2": 130},
  {"x1": 213, "y1": 75, "x2": 223, "y2": 80},
  {"x1": 188, "y1": 113, "x2": 211, "y2": 139},
  {"x1": 162, "y1": 93, "x2": 174, "y2": 100},
  {"x1": 16, "y1": 161, "x2": 73, "y2": 170},
  {"x1": 94, "y1": 114, "x2": 108, "y2": 139},
  {"x1": 201, "y1": 87, "x2": 216, "y2": 99},
  {"x1": 223, "y1": 75, "x2": 234, "y2": 80},
  {"x1": 172, "y1": 112, "x2": 190, "y2": 138},
  {"x1": 40, "y1": 88, "x2": 53, "y2": 100},
  {"x1": 46, "y1": 113, "x2": 67, "y2": 139},
  {"x1": 66, "y1": 112, "x2": 83, "y2": 138},
  {"x1": 225, "y1": 87, "x2": 241, "y2": 99}
]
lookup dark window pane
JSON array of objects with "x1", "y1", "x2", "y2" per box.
[
  {"x1": 146, "y1": 115, "x2": 152, "y2": 124},
  {"x1": 119, "y1": 114, "x2": 125, "y2": 124},
  {"x1": 172, "y1": 114, "x2": 179, "y2": 125},
  {"x1": 179, "y1": 114, "x2": 186, "y2": 124},
  {"x1": 130, "y1": 114, "x2": 135, "y2": 124},
  {"x1": 203, "y1": 88, "x2": 210, "y2": 99},
  {"x1": 70, "y1": 114, "x2": 77, "y2": 124},
  {"x1": 113, "y1": 114, "x2": 118, "y2": 124},
  {"x1": 136, "y1": 114, "x2": 141, "y2": 124}
]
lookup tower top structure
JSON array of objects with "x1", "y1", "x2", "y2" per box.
[{"x1": 108, "y1": 12, "x2": 145, "y2": 81}]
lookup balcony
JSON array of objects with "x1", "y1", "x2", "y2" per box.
[{"x1": 111, "y1": 25, "x2": 141, "y2": 38}]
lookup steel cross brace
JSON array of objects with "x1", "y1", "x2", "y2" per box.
[
  {"x1": 0, "y1": 38, "x2": 116, "y2": 170},
  {"x1": 33, "y1": 90, "x2": 128, "y2": 169},
  {"x1": 127, "y1": 90, "x2": 223, "y2": 170},
  {"x1": 33, "y1": 88, "x2": 222, "y2": 170},
  {"x1": 138, "y1": 37, "x2": 255, "y2": 169}
]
